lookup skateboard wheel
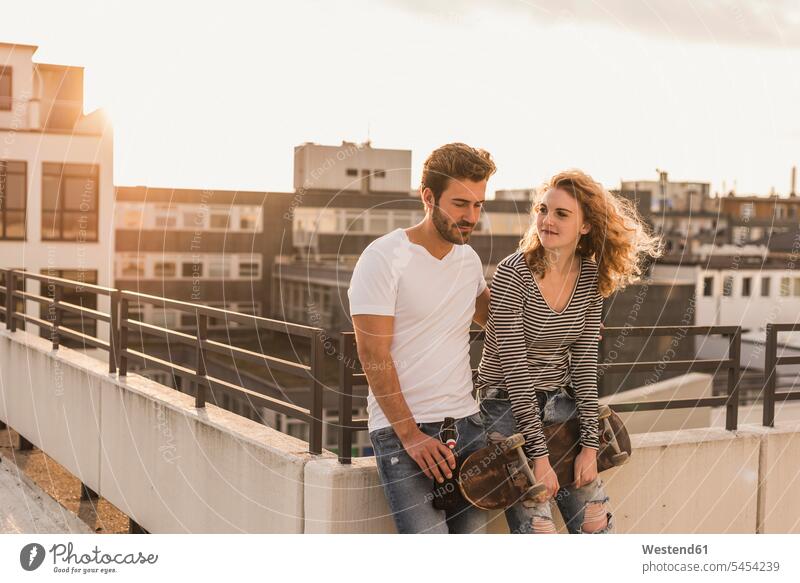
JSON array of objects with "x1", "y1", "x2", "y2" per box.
[
  {"x1": 503, "y1": 434, "x2": 525, "y2": 450},
  {"x1": 598, "y1": 405, "x2": 612, "y2": 419},
  {"x1": 611, "y1": 452, "x2": 629, "y2": 465}
]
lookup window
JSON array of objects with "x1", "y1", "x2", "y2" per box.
[
  {"x1": 120, "y1": 257, "x2": 144, "y2": 278},
  {"x1": 740, "y1": 202, "x2": 754, "y2": 219},
  {"x1": 0, "y1": 67, "x2": 11, "y2": 111},
  {"x1": 343, "y1": 210, "x2": 364, "y2": 233},
  {"x1": 208, "y1": 258, "x2": 229, "y2": 278},
  {"x1": 742, "y1": 277, "x2": 751, "y2": 297},
  {"x1": 154, "y1": 262, "x2": 176, "y2": 277},
  {"x1": 238, "y1": 261, "x2": 260, "y2": 278},
  {"x1": 0, "y1": 160, "x2": 26, "y2": 240},
  {"x1": 722, "y1": 276, "x2": 733, "y2": 297},
  {"x1": 368, "y1": 210, "x2": 389, "y2": 234},
  {"x1": 179, "y1": 312, "x2": 197, "y2": 329},
  {"x1": 240, "y1": 209, "x2": 259, "y2": 230},
  {"x1": 128, "y1": 302, "x2": 144, "y2": 322},
  {"x1": 702, "y1": 276, "x2": 714, "y2": 297},
  {"x1": 780, "y1": 277, "x2": 790, "y2": 297},
  {"x1": 182, "y1": 262, "x2": 202, "y2": 277},
  {"x1": 41, "y1": 163, "x2": 99, "y2": 241},
  {"x1": 345, "y1": 168, "x2": 358, "y2": 177},
  {"x1": 761, "y1": 277, "x2": 771, "y2": 297},
  {"x1": 154, "y1": 205, "x2": 176, "y2": 228},
  {"x1": 209, "y1": 210, "x2": 229, "y2": 229},
  {"x1": 121, "y1": 208, "x2": 144, "y2": 229},
  {"x1": 151, "y1": 308, "x2": 179, "y2": 330}
]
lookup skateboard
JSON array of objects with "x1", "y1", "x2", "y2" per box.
[
  {"x1": 458, "y1": 406, "x2": 631, "y2": 510},
  {"x1": 457, "y1": 433, "x2": 549, "y2": 510},
  {"x1": 543, "y1": 404, "x2": 632, "y2": 486}
]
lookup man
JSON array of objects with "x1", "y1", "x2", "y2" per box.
[{"x1": 348, "y1": 143, "x2": 495, "y2": 533}]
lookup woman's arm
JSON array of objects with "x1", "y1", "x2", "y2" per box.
[
  {"x1": 569, "y1": 292, "x2": 604, "y2": 451},
  {"x1": 490, "y1": 262, "x2": 549, "y2": 460}
]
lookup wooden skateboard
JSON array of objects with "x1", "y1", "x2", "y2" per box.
[
  {"x1": 543, "y1": 404, "x2": 632, "y2": 486},
  {"x1": 458, "y1": 406, "x2": 631, "y2": 510},
  {"x1": 457, "y1": 434, "x2": 549, "y2": 510}
]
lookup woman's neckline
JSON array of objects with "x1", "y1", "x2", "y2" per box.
[{"x1": 528, "y1": 254, "x2": 584, "y2": 315}]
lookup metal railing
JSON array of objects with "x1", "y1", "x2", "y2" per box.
[
  {"x1": 763, "y1": 323, "x2": 800, "y2": 427},
  {"x1": 336, "y1": 325, "x2": 744, "y2": 463},
  {"x1": 0, "y1": 269, "x2": 327, "y2": 455},
  {"x1": 118, "y1": 290, "x2": 325, "y2": 453},
  {"x1": 1, "y1": 268, "x2": 120, "y2": 373}
]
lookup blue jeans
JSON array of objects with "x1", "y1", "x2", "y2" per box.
[
  {"x1": 479, "y1": 388, "x2": 614, "y2": 534},
  {"x1": 370, "y1": 413, "x2": 490, "y2": 534}
]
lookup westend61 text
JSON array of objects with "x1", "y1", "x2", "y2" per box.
[{"x1": 642, "y1": 544, "x2": 708, "y2": 555}]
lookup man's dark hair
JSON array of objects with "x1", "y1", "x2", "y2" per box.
[{"x1": 421, "y1": 143, "x2": 496, "y2": 204}]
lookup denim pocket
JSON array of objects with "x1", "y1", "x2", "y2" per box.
[{"x1": 465, "y1": 412, "x2": 484, "y2": 427}]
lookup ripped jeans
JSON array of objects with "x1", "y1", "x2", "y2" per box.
[
  {"x1": 479, "y1": 387, "x2": 614, "y2": 534},
  {"x1": 369, "y1": 413, "x2": 490, "y2": 534}
]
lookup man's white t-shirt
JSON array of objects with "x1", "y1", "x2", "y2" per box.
[{"x1": 348, "y1": 228, "x2": 487, "y2": 432}]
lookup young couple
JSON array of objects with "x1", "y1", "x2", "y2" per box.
[{"x1": 348, "y1": 143, "x2": 659, "y2": 534}]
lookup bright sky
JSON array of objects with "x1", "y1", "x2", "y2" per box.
[{"x1": 2, "y1": 0, "x2": 798, "y2": 196}]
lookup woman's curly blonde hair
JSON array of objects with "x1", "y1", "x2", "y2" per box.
[{"x1": 519, "y1": 169, "x2": 663, "y2": 297}]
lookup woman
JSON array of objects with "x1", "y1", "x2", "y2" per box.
[{"x1": 476, "y1": 169, "x2": 662, "y2": 534}]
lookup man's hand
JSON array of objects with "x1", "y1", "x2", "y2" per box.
[
  {"x1": 399, "y1": 427, "x2": 456, "y2": 483},
  {"x1": 533, "y1": 456, "x2": 560, "y2": 499},
  {"x1": 573, "y1": 447, "x2": 598, "y2": 488}
]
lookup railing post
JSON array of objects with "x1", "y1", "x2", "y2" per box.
[
  {"x1": 51, "y1": 282, "x2": 62, "y2": 351},
  {"x1": 308, "y1": 330, "x2": 324, "y2": 455},
  {"x1": 119, "y1": 297, "x2": 129, "y2": 376},
  {"x1": 109, "y1": 290, "x2": 119, "y2": 374},
  {"x1": 6, "y1": 270, "x2": 16, "y2": 332},
  {"x1": 763, "y1": 324, "x2": 777, "y2": 427},
  {"x1": 338, "y1": 334, "x2": 354, "y2": 464},
  {"x1": 725, "y1": 326, "x2": 741, "y2": 431},
  {"x1": 195, "y1": 313, "x2": 208, "y2": 408}
]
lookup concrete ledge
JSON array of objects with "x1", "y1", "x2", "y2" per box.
[
  {"x1": 737, "y1": 421, "x2": 800, "y2": 534},
  {"x1": 303, "y1": 426, "x2": 762, "y2": 533},
  {"x1": 1, "y1": 328, "x2": 335, "y2": 533},
  {"x1": 304, "y1": 458, "x2": 396, "y2": 533}
]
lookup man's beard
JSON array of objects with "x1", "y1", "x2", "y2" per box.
[{"x1": 432, "y1": 205, "x2": 473, "y2": 245}]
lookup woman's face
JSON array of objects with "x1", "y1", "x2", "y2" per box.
[{"x1": 534, "y1": 187, "x2": 590, "y2": 251}]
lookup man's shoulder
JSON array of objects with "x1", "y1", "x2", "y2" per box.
[{"x1": 365, "y1": 228, "x2": 405, "y2": 252}]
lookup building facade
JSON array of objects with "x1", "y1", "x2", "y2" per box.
[{"x1": 0, "y1": 42, "x2": 114, "y2": 343}]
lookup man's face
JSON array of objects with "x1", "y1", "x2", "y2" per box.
[{"x1": 427, "y1": 178, "x2": 487, "y2": 244}]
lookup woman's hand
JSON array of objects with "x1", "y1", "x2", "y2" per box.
[
  {"x1": 533, "y1": 456, "x2": 560, "y2": 499},
  {"x1": 573, "y1": 447, "x2": 598, "y2": 488}
]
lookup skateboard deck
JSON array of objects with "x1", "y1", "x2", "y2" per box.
[
  {"x1": 544, "y1": 405, "x2": 632, "y2": 486},
  {"x1": 457, "y1": 406, "x2": 631, "y2": 510},
  {"x1": 457, "y1": 434, "x2": 548, "y2": 510}
]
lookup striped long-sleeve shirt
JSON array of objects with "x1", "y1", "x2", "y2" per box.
[{"x1": 476, "y1": 251, "x2": 603, "y2": 460}]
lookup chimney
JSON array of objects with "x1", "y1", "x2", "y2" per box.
[{"x1": 791, "y1": 166, "x2": 797, "y2": 197}]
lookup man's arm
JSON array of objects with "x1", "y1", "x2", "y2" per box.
[
  {"x1": 472, "y1": 287, "x2": 490, "y2": 328},
  {"x1": 352, "y1": 314, "x2": 455, "y2": 482}
]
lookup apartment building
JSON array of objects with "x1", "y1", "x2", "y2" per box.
[{"x1": 0, "y1": 42, "x2": 114, "y2": 344}]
